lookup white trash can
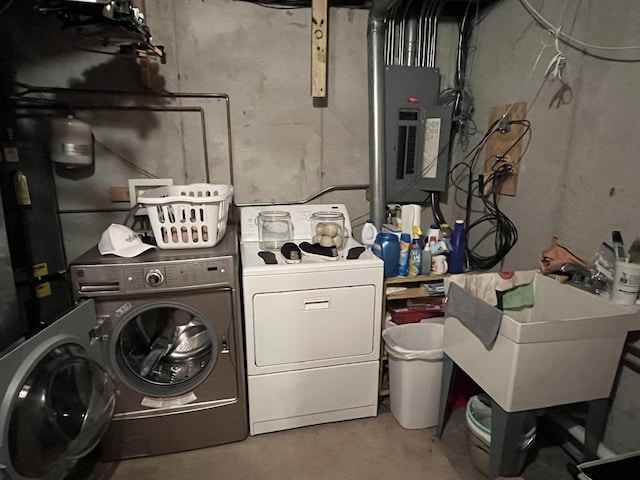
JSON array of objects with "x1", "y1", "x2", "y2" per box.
[{"x1": 382, "y1": 323, "x2": 444, "y2": 429}]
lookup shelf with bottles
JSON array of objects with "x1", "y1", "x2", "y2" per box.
[{"x1": 384, "y1": 274, "x2": 448, "y2": 300}]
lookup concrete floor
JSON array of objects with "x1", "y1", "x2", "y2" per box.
[{"x1": 70, "y1": 402, "x2": 578, "y2": 480}]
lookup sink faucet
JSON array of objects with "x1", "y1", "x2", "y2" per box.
[{"x1": 559, "y1": 263, "x2": 605, "y2": 294}]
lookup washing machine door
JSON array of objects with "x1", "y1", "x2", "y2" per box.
[{"x1": 0, "y1": 300, "x2": 116, "y2": 480}]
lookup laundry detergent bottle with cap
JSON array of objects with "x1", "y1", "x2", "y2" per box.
[
  {"x1": 408, "y1": 225, "x2": 423, "y2": 276},
  {"x1": 449, "y1": 220, "x2": 466, "y2": 274},
  {"x1": 373, "y1": 232, "x2": 400, "y2": 278}
]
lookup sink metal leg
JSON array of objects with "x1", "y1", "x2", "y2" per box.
[
  {"x1": 436, "y1": 354, "x2": 455, "y2": 439},
  {"x1": 488, "y1": 400, "x2": 530, "y2": 479},
  {"x1": 583, "y1": 397, "x2": 609, "y2": 462}
]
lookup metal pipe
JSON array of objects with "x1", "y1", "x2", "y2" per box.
[
  {"x1": 11, "y1": 85, "x2": 234, "y2": 186},
  {"x1": 404, "y1": 4, "x2": 418, "y2": 66},
  {"x1": 235, "y1": 183, "x2": 369, "y2": 207},
  {"x1": 13, "y1": 104, "x2": 212, "y2": 183},
  {"x1": 368, "y1": 0, "x2": 399, "y2": 229}
]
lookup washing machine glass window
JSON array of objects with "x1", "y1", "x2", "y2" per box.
[
  {"x1": 115, "y1": 304, "x2": 218, "y2": 397},
  {"x1": 8, "y1": 344, "x2": 116, "y2": 478}
]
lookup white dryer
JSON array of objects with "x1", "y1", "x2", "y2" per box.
[{"x1": 239, "y1": 204, "x2": 384, "y2": 435}]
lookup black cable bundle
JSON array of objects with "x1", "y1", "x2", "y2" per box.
[{"x1": 449, "y1": 118, "x2": 530, "y2": 271}]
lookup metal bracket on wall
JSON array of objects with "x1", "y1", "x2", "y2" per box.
[{"x1": 483, "y1": 102, "x2": 527, "y2": 196}]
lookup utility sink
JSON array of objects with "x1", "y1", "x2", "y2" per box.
[{"x1": 444, "y1": 273, "x2": 640, "y2": 412}]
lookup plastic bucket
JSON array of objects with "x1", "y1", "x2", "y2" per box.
[
  {"x1": 382, "y1": 323, "x2": 444, "y2": 429},
  {"x1": 465, "y1": 395, "x2": 536, "y2": 477}
]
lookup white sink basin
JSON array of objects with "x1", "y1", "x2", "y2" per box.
[{"x1": 444, "y1": 273, "x2": 640, "y2": 412}]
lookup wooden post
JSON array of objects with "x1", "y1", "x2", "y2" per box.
[{"x1": 311, "y1": 0, "x2": 328, "y2": 99}]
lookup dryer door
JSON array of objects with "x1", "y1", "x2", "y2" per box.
[{"x1": 0, "y1": 300, "x2": 116, "y2": 480}]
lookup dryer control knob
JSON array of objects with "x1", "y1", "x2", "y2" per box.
[{"x1": 145, "y1": 269, "x2": 164, "y2": 287}]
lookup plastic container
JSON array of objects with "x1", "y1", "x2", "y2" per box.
[
  {"x1": 426, "y1": 224, "x2": 440, "y2": 245},
  {"x1": 398, "y1": 233, "x2": 411, "y2": 277},
  {"x1": 138, "y1": 184, "x2": 233, "y2": 249},
  {"x1": 611, "y1": 260, "x2": 640, "y2": 305},
  {"x1": 361, "y1": 221, "x2": 378, "y2": 249},
  {"x1": 386, "y1": 304, "x2": 445, "y2": 325},
  {"x1": 408, "y1": 235, "x2": 423, "y2": 276},
  {"x1": 382, "y1": 323, "x2": 444, "y2": 429},
  {"x1": 465, "y1": 394, "x2": 536, "y2": 477},
  {"x1": 449, "y1": 220, "x2": 466, "y2": 274},
  {"x1": 311, "y1": 211, "x2": 346, "y2": 249},
  {"x1": 373, "y1": 232, "x2": 400, "y2": 278},
  {"x1": 422, "y1": 246, "x2": 432, "y2": 274},
  {"x1": 440, "y1": 223, "x2": 452, "y2": 241}
]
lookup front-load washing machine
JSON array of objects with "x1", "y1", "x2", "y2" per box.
[
  {"x1": 0, "y1": 300, "x2": 115, "y2": 480},
  {"x1": 68, "y1": 224, "x2": 248, "y2": 460}
]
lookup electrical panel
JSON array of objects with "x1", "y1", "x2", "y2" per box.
[{"x1": 384, "y1": 66, "x2": 452, "y2": 204}]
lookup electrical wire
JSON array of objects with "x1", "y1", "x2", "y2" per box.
[
  {"x1": 94, "y1": 139, "x2": 158, "y2": 179},
  {"x1": 0, "y1": 0, "x2": 15, "y2": 15},
  {"x1": 234, "y1": 0, "x2": 368, "y2": 9},
  {"x1": 519, "y1": 0, "x2": 640, "y2": 57},
  {"x1": 447, "y1": 117, "x2": 530, "y2": 270}
]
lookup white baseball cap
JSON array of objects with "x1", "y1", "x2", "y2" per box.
[{"x1": 98, "y1": 224, "x2": 156, "y2": 258}]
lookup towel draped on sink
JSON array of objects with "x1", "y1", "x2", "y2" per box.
[
  {"x1": 444, "y1": 271, "x2": 537, "y2": 348},
  {"x1": 447, "y1": 270, "x2": 537, "y2": 307}
]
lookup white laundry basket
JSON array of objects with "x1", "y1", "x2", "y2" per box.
[
  {"x1": 138, "y1": 183, "x2": 233, "y2": 249},
  {"x1": 382, "y1": 322, "x2": 444, "y2": 429}
]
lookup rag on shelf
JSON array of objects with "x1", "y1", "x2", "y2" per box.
[{"x1": 447, "y1": 271, "x2": 537, "y2": 307}]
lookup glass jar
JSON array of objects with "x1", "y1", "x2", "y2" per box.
[
  {"x1": 310, "y1": 211, "x2": 346, "y2": 249},
  {"x1": 257, "y1": 211, "x2": 292, "y2": 250}
]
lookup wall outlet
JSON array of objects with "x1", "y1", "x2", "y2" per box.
[{"x1": 483, "y1": 102, "x2": 527, "y2": 196}]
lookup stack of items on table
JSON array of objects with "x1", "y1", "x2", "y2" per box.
[{"x1": 386, "y1": 296, "x2": 445, "y2": 326}]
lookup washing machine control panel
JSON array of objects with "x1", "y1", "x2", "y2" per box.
[{"x1": 72, "y1": 257, "x2": 235, "y2": 297}]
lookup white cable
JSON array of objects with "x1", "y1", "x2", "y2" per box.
[
  {"x1": 544, "y1": 37, "x2": 567, "y2": 80},
  {"x1": 0, "y1": 0, "x2": 15, "y2": 15},
  {"x1": 519, "y1": 0, "x2": 640, "y2": 52}
]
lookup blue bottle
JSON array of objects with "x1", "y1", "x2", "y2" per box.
[
  {"x1": 398, "y1": 233, "x2": 411, "y2": 277},
  {"x1": 373, "y1": 232, "x2": 400, "y2": 278},
  {"x1": 449, "y1": 220, "x2": 466, "y2": 274}
]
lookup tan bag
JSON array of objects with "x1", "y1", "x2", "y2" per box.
[{"x1": 539, "y1": 235, "x2": 589, "y2": 274}]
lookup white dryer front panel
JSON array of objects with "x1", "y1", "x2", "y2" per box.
[
  {"x1": 243, "y1": 266, "x2": 383, "y2": 375},
  {"x1": 252, "y1": 285, "x2": 376, "y2": 367}
]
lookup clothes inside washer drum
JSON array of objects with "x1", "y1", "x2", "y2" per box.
[{"x1": 169, "y1": 329, "x2": 211, "y2": 356}]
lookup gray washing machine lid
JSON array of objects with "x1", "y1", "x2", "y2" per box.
[{"x1": 0, "y1": 300, "x2": 115, "y2": 480}]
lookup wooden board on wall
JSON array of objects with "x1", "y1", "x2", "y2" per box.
[
  {"x1": 311, "y1": 0, "x2": 328, "y2": 99},
  {"x1": 483, "y1": 102, "x2": 527, "y2": 196}
]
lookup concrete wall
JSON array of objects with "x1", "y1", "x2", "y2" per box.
[
  {"x1": 5, "y1": 0, "x2": 640, "y2": 454},
  {"x1": 453, "y1": 0, "x2": 640, "y2": 273},
  {"x1": 6, "y1": 0, "x2": 378, "y2": 260}
]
